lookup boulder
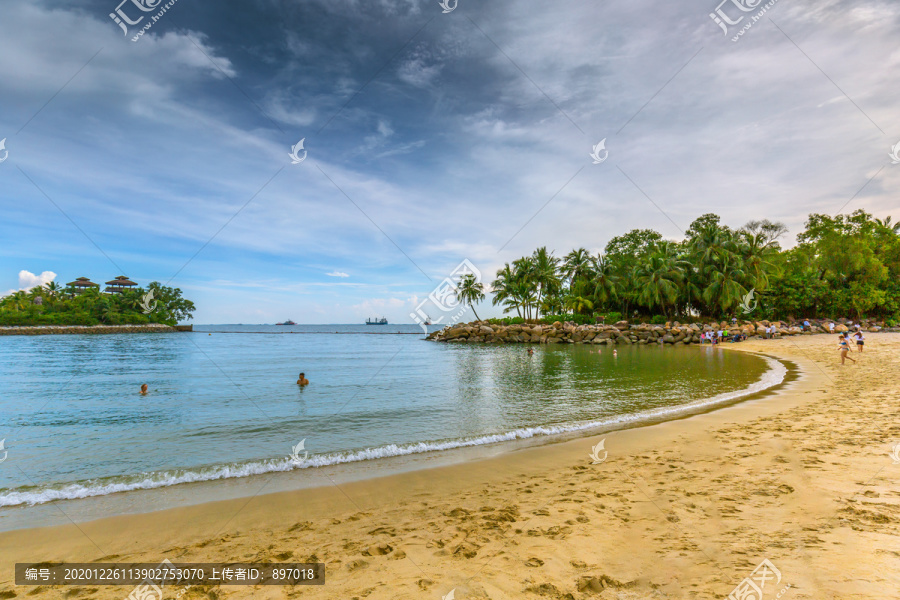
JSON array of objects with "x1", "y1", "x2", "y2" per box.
[{"x1": 444, "y1": 328, "x2": 469, "y2": 340}]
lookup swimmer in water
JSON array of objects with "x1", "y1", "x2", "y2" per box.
[
  {"x1": 527, "y1": 347, "x2": 534, "y2": 356},
  {"x1": 140, "y1": 384, "x2": 148, "y2": 395},
  {"x1": 612, "y1": 349, "x2": 618, "y2": 358},
  {"x1": 297, "y1": 372, "x2": 310, "y2": 385}
]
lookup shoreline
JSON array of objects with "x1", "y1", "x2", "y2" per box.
[
  {"x1": 0, "y1": 324, "x2": 192, "y2": 335},
  {"x1": 0, "y1": 348, "x2": 786, "y2": 516},
  {"x1": 2, "y1": 334, "x2": 897, "y2": 599}
]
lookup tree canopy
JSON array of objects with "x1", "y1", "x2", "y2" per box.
[{"x1": 490, "y1": 210, "x2": 900, "y2": 323}]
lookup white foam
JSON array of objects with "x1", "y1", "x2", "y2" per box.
[{"x1": 0, "y1": 356, "x2": 787, "y2": 508}]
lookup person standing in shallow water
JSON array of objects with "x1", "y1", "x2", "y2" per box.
[
  {"x1": 297, "y1": 372, "x2": 309, "y2": 385},
  {"x1": 140, "y1": 384, "x2": 148, "y2": 395}
]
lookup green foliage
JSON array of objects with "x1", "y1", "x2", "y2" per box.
[
  {"x1": 650, "y1": 315, "x2": 667, "y2": 324},
  {"x1": 0, "y1": 281, "x2": 195, "y2": 327},
  {"x1": 487, "y1": 316, "x2": 526, "y2": 325},
  {"x1": 541, "y1": 314, "x2": 596, "y2": 325},
  {"x1": 491, "y1": 210, "x2": 899, "y2": 322}
]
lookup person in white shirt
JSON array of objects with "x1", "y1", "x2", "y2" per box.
[{"x1": 853, "y1": 330, "x2": 865, "y2": 352}]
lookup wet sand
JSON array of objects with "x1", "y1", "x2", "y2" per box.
[{"x1": 1, "y1": 334, "x2": 898, "y2": 599}]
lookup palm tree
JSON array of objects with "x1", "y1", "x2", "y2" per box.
[
  {"x1": 565, "y1": 295, "x2": 594, "y2": 315},
  {"x1": 589, "y1": 254, "x2": 620, "y2": 310},
  {"x1": 702, "y1": 255, "x2": 749, "y2": 315},
  {"x1": 875, "y1": 216, "x2": 900, "y2": 234},
  {"x1": 562, "y1": 248, "x2": 591, "y2": 286},
  {"x1": 492, "y1": 264, "x2": 520, "y2": 318},
  {"x1": 512, "y1": 256, "x2": 538, "y2": 320},
  {"x1": 457, "y1": 274, "x2": 485, "y2": 321},
  {"x1": 530, "y1": 247, "x2": 560, "y2": 319},
  {"x1": 43, "y1": 281, "x2": 62, "y2": 299},
  {"x1": 737, "y1": 230, "x2": 779, "y2": 292},
  {"x1": 633, "y1": 242, "x2": 686, "y2": 318},
  {"x1": 6, "y1": 291, "x2": 29, "y2": 311}
]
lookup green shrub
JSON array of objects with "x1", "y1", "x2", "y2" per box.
[
  {"x1": 487, "y1": 317, "x2": 526, "y2": 325},
  {"x1": 650, "y1": 315, "x2": 667, "y2": 324},
  {"x1": 541, "y1": 313, "x2": 596, "y2": 325}
]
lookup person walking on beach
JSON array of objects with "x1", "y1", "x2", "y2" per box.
[
  {"x1": 140, "y1": 384, "x2": 148, "y2": 395},
  {"x1": 297, "y1": 372, "x2": 309, "y2": 385},
  {"x1": 853, "y1": 330, "x2": 865, "y2": 352},
  {"x1": 829, "y1": 322, "x2": 835, "y2": 334},
  {"x1": 839, "y1": 334, "x2": 856, "y2": 365}
]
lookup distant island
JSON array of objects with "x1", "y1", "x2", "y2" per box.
[{"x1": 0, "y1": 275, "x2": 195, "y2": 327}]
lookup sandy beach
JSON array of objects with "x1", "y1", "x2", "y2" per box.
[{"x1": 2, "y1": 333, "x2": 898, "y2": 600}]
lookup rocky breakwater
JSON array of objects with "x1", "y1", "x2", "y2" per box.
[
  {"x1": 426, "y1": 319, "x2": 892, "y2": 345},
  {"x1": 0, "y1": 324, "x2": 192, "y2": 336}
]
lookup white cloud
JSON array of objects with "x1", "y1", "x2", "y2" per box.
[
  {"x1": 2, "y1": 270, "x2": 57, "y2": 297},
  {"x1": 327, "y1": 271, "x2": 350, "y2": 277}
]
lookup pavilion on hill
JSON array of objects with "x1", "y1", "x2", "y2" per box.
[
  {"x1": 66, "y1": 277, "x2": 99, "y2": 294},
  {"x1": 104, "y1": 276, "x2": 138, "y2": 294}
]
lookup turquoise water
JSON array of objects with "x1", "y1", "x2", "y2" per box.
[{"x1": 0, "y1": 325, "x2": 782, "y2": 514}]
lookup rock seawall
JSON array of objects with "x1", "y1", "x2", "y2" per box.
[
  {"x1": 426, "y1": 319, "x2": 893, "y2": 345},
  {"x1": 0, "y1": 324, "x2": 192, "y2": 336}
]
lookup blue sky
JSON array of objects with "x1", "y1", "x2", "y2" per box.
[{"x1": 1, "y1": 0, "x2": 898, "y2": 323}]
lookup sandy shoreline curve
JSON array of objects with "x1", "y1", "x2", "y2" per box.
[
  {"x1": 1, "y1": 333, "x2": 898, "y2": 599},
  {"x1": 0, "y1": 349, "x2": 787, "y2": 512}
]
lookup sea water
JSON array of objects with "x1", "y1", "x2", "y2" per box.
[{"x1": 0, "y1": 324, "x2": 784, "y2": 528}]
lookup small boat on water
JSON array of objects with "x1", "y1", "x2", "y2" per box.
[
  {"x1": 366, "y1": 317, "x2": 388, "y2": 325},
  {"x1": 276, "y1": 319, "x2": 297, "y2": 325}
]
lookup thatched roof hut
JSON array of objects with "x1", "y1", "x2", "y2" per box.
[
  {"x1": 66, "y1": 277, "x2": 99, "y2": 293},
  {"x1": 104, "y1": 276, "x2": 138, "y2": 294}
]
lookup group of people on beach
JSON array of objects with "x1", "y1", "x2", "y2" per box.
[
  {"x1": 838, "y1": 328, "x2": 865, "y2": 364},
  {"x1": 700, "y1": 329, "x2": 748, "y2": 344}
]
